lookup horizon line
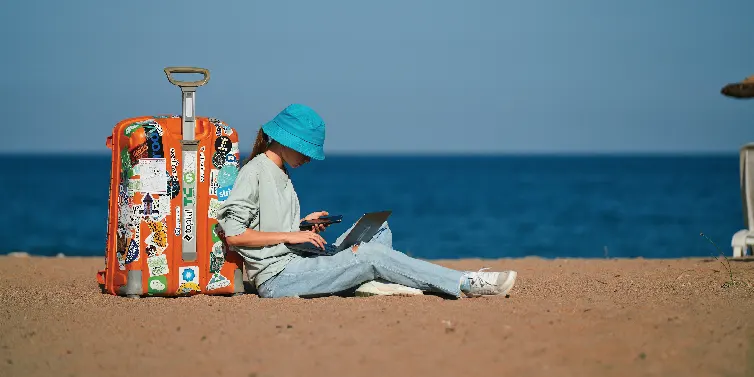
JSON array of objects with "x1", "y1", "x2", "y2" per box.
[{"x1": 0, "y1": 150, "x2": 739, "y2": 158}]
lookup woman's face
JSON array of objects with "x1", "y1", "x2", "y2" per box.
[{"x1": 282, "y1": 147, "x2": 311, "y2": 168}]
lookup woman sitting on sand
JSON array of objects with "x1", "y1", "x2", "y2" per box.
[{"x1": 216, "y1": 104, "x2": 517, "y2": 298}]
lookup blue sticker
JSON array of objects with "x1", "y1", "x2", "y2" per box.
[
  {"x1": 182, "y1": 268, "x2": 196, "y2": 282},
  {"x1": 217, "y1": 165, "x2": 238, "y2": 188},
  {"x1": 125, "y1": 239, "x2": 139, "y2": 263},
  {"x1": 167, "y1": 173, "x2": 180, "y2": 199},
  {"x1": 225, "y1": 153, "x2": 238, "y2": 166},
  {"x1": 217, "y1": 186, "x2": 232, "y2": 201}
]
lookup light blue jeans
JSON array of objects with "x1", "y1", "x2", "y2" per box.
[{"x1": 257, "y1": 221, "x2": 464, "y2": 298}]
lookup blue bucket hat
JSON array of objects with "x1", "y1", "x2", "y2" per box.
[{"x1": 262, "y1": 104, "x2": 326, "y2": 161}]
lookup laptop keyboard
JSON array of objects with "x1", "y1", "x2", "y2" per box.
[{"x1": 294, "y1": 242, "x2": 338, "y2": 255}]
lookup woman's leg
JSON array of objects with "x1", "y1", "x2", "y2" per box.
[
  {"x1": 335, "y1": 220, "x2": 424, "y2": 296},
  {"x1": 258, "y1": 220, "x2": 518, "y2": 298},
  {"x1": 257, "y1": 242, "x2": 464, "y2": 298}
]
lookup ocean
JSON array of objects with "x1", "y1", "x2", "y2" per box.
[{"x1": 0, "y1": 154, "x2": 741, "y2": 260}]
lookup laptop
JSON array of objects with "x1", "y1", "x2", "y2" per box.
[{"x1": 286, "y1": 210, "x2": 392, "y2": 256}]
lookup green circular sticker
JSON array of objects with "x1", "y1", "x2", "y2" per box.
[{"x1": 183, "y1": 172, "x2": 196, "y2": 184}]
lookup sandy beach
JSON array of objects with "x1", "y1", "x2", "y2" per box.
[{"x1": 1, "y1": 255, "x2": 753, "y2": 377}]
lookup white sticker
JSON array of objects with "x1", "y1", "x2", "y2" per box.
[
  {"x1": 179, "y1": 266, "x2": 199, "y2": 285},
  {"x1": 147, "y1": 254, "x2": 169, "y2": 277},
  {"x1": 174, "y1": 206, "x2": 181, "y2": 236},
  {"x1": 183, "y1": 208, "x2": 194, "y2": 242},
  {"x1": 139, "y1": 158, "x2": 168, "y2": 194},
  {"x1": 209, "y1": 169, "x2": 219, "y2": 196},
  {"x1": 184, "y1": 151, "x2": 197, "y2": 185},
  {"x1": 206, "y1": 273, "x2": 231, "y2": 291},
  {"x1": 131, "y1": 204, "x2": 143, "y2": 222},
  {"x1": 118, "y1": 204, "x2": 133, "y2": 235},
  {"x1": 155, "y1": 195, "x2": 171, "y2": 221},
  {"x1": 185, "y1": 151, "x2": 197, "y2": 172},
  {"x1": 177, "y1": 266, "x2": 201, "y2": 294},
  {"x1": 127, "y1": 179, "x2": 141, "y2": 197},
  {"x1": 230, "y1": 142, "x2": 239, "y2": 154},
  {"x1": 199, "y1": 151, "x2": 206, "y2": 183},
  {"x1": 169, "y1": 148, "x2": 179, "y2": 178},
  {"x1": 208, "y1": 198, "x2": 221, "y2": 219}
]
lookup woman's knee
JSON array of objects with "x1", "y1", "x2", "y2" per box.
[
  {"x1": 369, "y1": 221, "x2": 393, "y2": 247},
  {"x1": 353, "y1": 242, "x2": 398, "y2": 265}
]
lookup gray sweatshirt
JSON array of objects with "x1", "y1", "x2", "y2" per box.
[{"x1": 215, "y1": 153, "x2": 302, "y2": 287}]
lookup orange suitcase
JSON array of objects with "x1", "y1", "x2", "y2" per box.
[{"x1": 97, "y1": 67, "x2": 244, "y2": 298}]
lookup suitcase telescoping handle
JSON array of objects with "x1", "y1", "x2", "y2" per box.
[
  {"x1": 164, "y1": 67, "x2": 210, "y2": 87},
  {"x1": 163, "y1": 67, "x2": 210, "y2": 141},
  {"x1": 164, "y1": 66, "x2": 210, "y2": 262}
]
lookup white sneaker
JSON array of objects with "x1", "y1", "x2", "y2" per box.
[
  {"x1": 355, "y1": 279, "x2": 424, "y2": 297},
  {"x1": 462, "y1": 268, "x2": 517, "y2": 297}
]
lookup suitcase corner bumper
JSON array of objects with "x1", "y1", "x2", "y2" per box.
[{"x1": 117, "y1": 270, "x2": 143, "y2": 298}]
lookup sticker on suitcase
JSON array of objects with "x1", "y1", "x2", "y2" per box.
[
  {"x1": 208, "y1": 198, "x2": 221, "y2": 219},
  {"x1": 225, "y1": 153, "x2": 239, "y2": 167},
  {"x1": 127, "y1": 179, "x2": 141, "y2": 197},
  {"x1": 147, "y1": 254, "x2": 169, "y2": 277},
  {"x1": 209, "y1": 241, "x2": 225, "y2": 273},
  {"x1": 139, "y1": 158, "x2": 168, "y2": 194},
  {"x1": 177, "y1": 266, "x2": 201, "y2": 294},
  {"x1": 167, "y1": 174, "x2": 180, "y2": 199},
  {"x1": 211, "y1": 164, "x2": 237, "y2": 202},
  {"x1": 183, "y1": 207, "x2": 195, "y2": 242},
  {"x1": 123, "y1": 119, "x2": 146, "y2": 137},
  {"x1": 199, "y1": 147, "x2": 206, "y2": 183},
  {"x1": 217, "y1": 165, "x2": 238, "y2": 187},
  {"x1": 148, "y1": 276, "x2": 168, "y2": 294},
  {"x1": 125, "y1": 222, "x2": 141, "y2": 264},
  {"x1": 209, "y1": 169, "x2": 219, "y2": 196},
  {"x1": 129, "y1": 143, "x2": 149, "y2": 167},
  {"x1": 123, "y1": 119, "x2": 159, "y2": 137},
  {"x1": 174, "y1": 206, "x2": 181, "y2": 236},
  {"x1": 145, "y1": 220, "x2": 169, "y2": 253},
  {"x1": 125, "y1": 238, "x2": 139, "y2": 264},
  {"x1": 210, "y1": 118, "x2": 233, "y2": 136},
  {"x1": 206, "y1": 273, "x2": 230, "y2": 291},
  {"x1": 169, "y1": 148, "x2": 179, "y2": 179},
  {"x1": 183, "y1": 151, "x2": 197, "y2": 185},
  {"x1": 140, "y1": 193, "x2": 170, "y2": 222}
]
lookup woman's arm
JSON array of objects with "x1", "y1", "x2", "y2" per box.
[
  {"x1": 216, "y1": 162, "x2": 327, "y2": 249},
  {"x1": 225, "y1": 229, "x2": 291, "y2": 248},
  {"x1": 226, "y1": 229, "x2": 327, "y2": 249}
]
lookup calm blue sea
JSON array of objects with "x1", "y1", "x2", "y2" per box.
[{"x1": 0, "y1": 154, "x2": 741, "y2": 259}]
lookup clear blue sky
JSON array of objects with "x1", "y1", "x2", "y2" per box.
[{"x1": 2, "y1": 0, "x2": 753, "y2": 155}]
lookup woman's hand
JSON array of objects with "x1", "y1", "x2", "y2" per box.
[
  {"x1": 285, "y1": 230, "x2": 327, "y2": 250},
  {"x1": 301, "y1": 211, "x2": 329, "y2": 233}
]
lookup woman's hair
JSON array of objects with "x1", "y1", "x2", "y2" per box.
[
  {"x1": 241, "y1": 127, "x2": 288, "y2": 174},
  {"x1": 241, "y1": 127, "x2": 269, "y2": 167}
]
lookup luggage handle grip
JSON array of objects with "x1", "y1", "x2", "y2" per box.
[{"x1": 164, "y1": 67, "x2": 210, "y2": 88}]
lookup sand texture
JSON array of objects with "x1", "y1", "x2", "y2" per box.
[{"x1": 1, "y1": 256, "x2": 753, "y2": 377}]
